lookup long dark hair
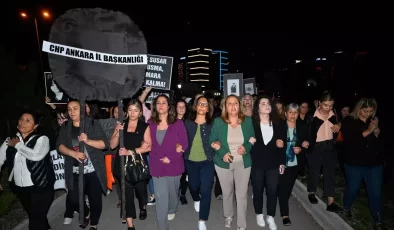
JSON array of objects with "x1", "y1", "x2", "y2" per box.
[
  {"x1": 150, "y1": 94, "x2": 177, "y2": 125},
  {"x1": 252, "y1": 95, "x2": 280, "y2": 126},
  {"x1": 189, "y1": 96, "x2": 212, "y2": 125}
]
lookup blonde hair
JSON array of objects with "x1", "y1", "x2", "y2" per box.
[
  {"x1": 242, "y1": 94, "x2": 254, "y2": 108},
  {"x1": 221, "y1": 95, "x2": 245, "y2": 124},
  {"x1": 350, "y1": 98, "x2": 377, "y2": 120}
]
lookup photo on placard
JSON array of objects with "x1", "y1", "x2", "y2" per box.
[
  {"x1": 244, "y1": 78, "x2": 256, "y2": 95},
  {"x1": 227, "y1": 79, "x2": 240, "y2": 96},
  {"x1": 223, "y1": 73, "x2": 244, "y2": 97},
  {"x1": 44, "y1": 72, "x2": 69, "y2": 104}
]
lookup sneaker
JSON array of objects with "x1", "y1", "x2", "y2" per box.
[
  {"x1": 194, "y1": 201, "x2": 200, "y2": 212},
  {"x1": 256, "y1": 214, "x2": 265, "y2": 227},
  {"x1": 63, "y1": 218, "x2": 73, "y2": 225},
  {"x1": 266, "y1": 215, "x2": 277, "y2": 230},
  {"x1": 224, "y1": 217, "x2": 232, "y2": 228},
  {"x1": 168, "y1": 213, "x2": 176, "y2": 220},
  {"x1": 237, "y1": 228, "x2": 246, "y2": 230},
  {"x1": 147, "y1": 196, "x2": 155, "y2": 205},
  {"x1": 198, "y1": 221, "x2": 207, "y2": 230}
]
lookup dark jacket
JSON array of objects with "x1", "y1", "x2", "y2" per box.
[
  {"x1": 184, "y1": 119, "x2": 214, "y2": 161},
  {"x1": 56, "y1": 117, "x2": 109, "y2": 193},
  {"x1": 310, "y1": 114, "x2": 338, "y2": 147},
  {"x1": 276, "y1": 120, "x2": 310, "y2": 167},
  {"x1": 250, "y1": 120, "x2": 286, "y2": 169},
  {"x1": 341, "y1": 116, "x2": 383, "y2": 166}
]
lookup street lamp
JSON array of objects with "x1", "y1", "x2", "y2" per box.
[
  {"x1": 177, "y1": 84, "x2": 182, "y2": 89},
  {"x1": 19, "y1": 10, "x2": 52, "y2": 94}
]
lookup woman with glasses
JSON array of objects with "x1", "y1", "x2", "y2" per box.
[{"x1": 184, "y1": 96, "x2": 214, "y2": 230}]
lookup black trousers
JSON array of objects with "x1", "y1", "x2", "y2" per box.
[
  {"x1": 278, "y1": 165, "x2": 300, "y2": 217},
  {"x1": 65, "y1": 172, "x2": 103, "y2": 225},
  {"x1": 125, "y1": 180, "x2": 148, "y2": 219},
  {"x1": 180, "y1": 171, "x2": 189, "y2": 196},
  {"x1": 307, "y1": 141, "x2": 337, "y2": 197},
  {"x1": 15, "y1": 185, "x2": 54, "y2": 230},
  {"x1": 252, "y1": 167, "x2": 279, "y2": 217}
]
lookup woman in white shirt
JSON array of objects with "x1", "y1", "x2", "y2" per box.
[{"x1": 0, "y1": 111, "x2": 54, "y2": 230}]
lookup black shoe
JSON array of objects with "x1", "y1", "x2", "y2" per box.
[
  {"x1": 139, "y1": 209, "x2": 147, "y2": 220},
  {"x1": 326, "y1": 203, "x2": 343, "y2": 213},
  {"x1": 79, "y1": 218, "x2": 90, "y2": 229},
  {"x1": 374, "y1": 223, "x2": 387, "y2": 230},
  {"x1": 282, "y1": 217, "x2": 292, "y2": 226},
  {"x1": 128, "y1": 227, "x2": 136, "y2": 230},
  {"x1": 180, "y1": 195, "x2": 188, "y2": 205},
  {"x1": 308, "y1": 194, "x2": 318, "y2": 204},
  {"x1": 89, "y1": 227, "x2": 97, "y2": 230},
  {"x1": 344, "y1": 209, "x2": 352, "y2": 219}
]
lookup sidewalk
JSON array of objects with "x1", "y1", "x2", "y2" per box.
[{"x1": 45, "y1": 186, "x2": 321, "y2": 230}]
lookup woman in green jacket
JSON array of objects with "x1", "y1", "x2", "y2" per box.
[{"x1": 209, "y1": 95, "x2": 255, "y2": 230}]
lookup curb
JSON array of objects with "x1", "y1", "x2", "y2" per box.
[
  {"x1": 12, "y1": 193, "x2": 67, "y2": 230},
  {"x1": 292, "y1": 179, "x2": 353, "y2": 230}
]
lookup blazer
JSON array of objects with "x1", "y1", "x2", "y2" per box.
[
  {"x1": 148, "y1": 119, "x2": 188, "y2": 177},
  {"x1": 276, "y1": 119, "x2": 309, "y2": 167},
  {"x1": 209, "y1": 116, "x2": 255, "y2": 169},
  {"x1": 250, "y1": 120, "x2": 286, "y2": 169}
]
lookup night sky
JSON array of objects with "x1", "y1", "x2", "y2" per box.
[{"x1": 6, "y1": 2, "x2": 386, "y2": 68}]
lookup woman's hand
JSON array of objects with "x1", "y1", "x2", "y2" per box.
[
  {"x1": 276, "y1": 139, "x2": 284, "y2": 148},
  {"x1": 160, "y1": 157, "x2": 170, "y2": 164},
  {"x1": 331, "y1": 124, "x2": 340, "y2": 133},
  {"x1": 211, "y1": 141, "x2": 221, "y2": 150},
  {"x1": 72, "y1": 151, "x2": 86, "y2": 163},
  {"x1": 302, "y1": 141, "x2": 309, "y2": 149},
  {"x1": 119, "y1": 147, "x2": 132, "y2": 156},
  {"x1": 115, "y1": 122, "x2": 124, "y2": 132},
  {"x1": 176, "y1": 143, "x2": 184, "y2": 153},
  {"x1": 237, "y1": 145, "x2": 246, "y2": 155},
  {"x1": 279, "y1": 165, "x2": 285, "y2": 175},
  {"x1": 78, "y1": 133, "x2": 89, "y2": 144},
  {"x1": 223, "y1": 153, "x2": 233, "y2": 163},
  {"x1": 293, "y1": 147, "x2": 301, "y2": 154},
  {"x1": 249, "y1": 137, "x2": 256, "y2": 145},
  {"x1": 7, "y1": 137, "x2": 20, "y2": 147}
]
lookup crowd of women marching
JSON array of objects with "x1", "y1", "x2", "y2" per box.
[{"x1": 0, "y1": 88, "x2": 385, "y2": 230}]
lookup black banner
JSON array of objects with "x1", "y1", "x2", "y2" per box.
[{"x1": 145, "y1": 88, "x2": 174, "y2": 104}]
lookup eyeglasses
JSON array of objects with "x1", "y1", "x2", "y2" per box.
[{"x1": 198, "y1": 102, "x2": 209, "y2": 107}]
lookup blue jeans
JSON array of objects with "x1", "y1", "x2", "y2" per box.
[
  {"x1": 343, "y1": 164, "x2": 383, "y2": 223},
  {"x1": 147, "y1": 155, "x2": 154, "y2": 195},
  {"x1": 185, "y1": 160, "x2": 214, "y2": 221}
]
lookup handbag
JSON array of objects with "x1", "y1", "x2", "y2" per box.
[{"x1": 124, "y1": 150, "x2": 150, "y2": 184}]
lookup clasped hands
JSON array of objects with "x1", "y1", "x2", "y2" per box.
[{"x1": 276, "y1": 139, "x2": 309, "y2": 154}]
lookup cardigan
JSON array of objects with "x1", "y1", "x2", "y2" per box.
[
  {"x1": 209, "y1": 116, "x2": 255, "y2": 169},
  {"x1": 56, "y1": 117, "x2": 109, "y2": 193},
  {"x1": 148, "y1": 119, "x2": 188, "y2": 177}
]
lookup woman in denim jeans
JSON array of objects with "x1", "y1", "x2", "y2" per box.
[
  {"x1": 183, "y1": 96, "x2": 214, "y2": 230},
  {"x1": 341, "y1": 98, "x2": 385, "y2": 230}
]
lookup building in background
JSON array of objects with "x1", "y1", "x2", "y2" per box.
[
  {"x1": 211, "y1": 50, "x2": 229, "y2": 90},
  {"x1": 187, "y1": 48, "x2": 212, "y2": 89},
  {"x1": 177, "y1": 56, "x2": 187, "y2": 83}
]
